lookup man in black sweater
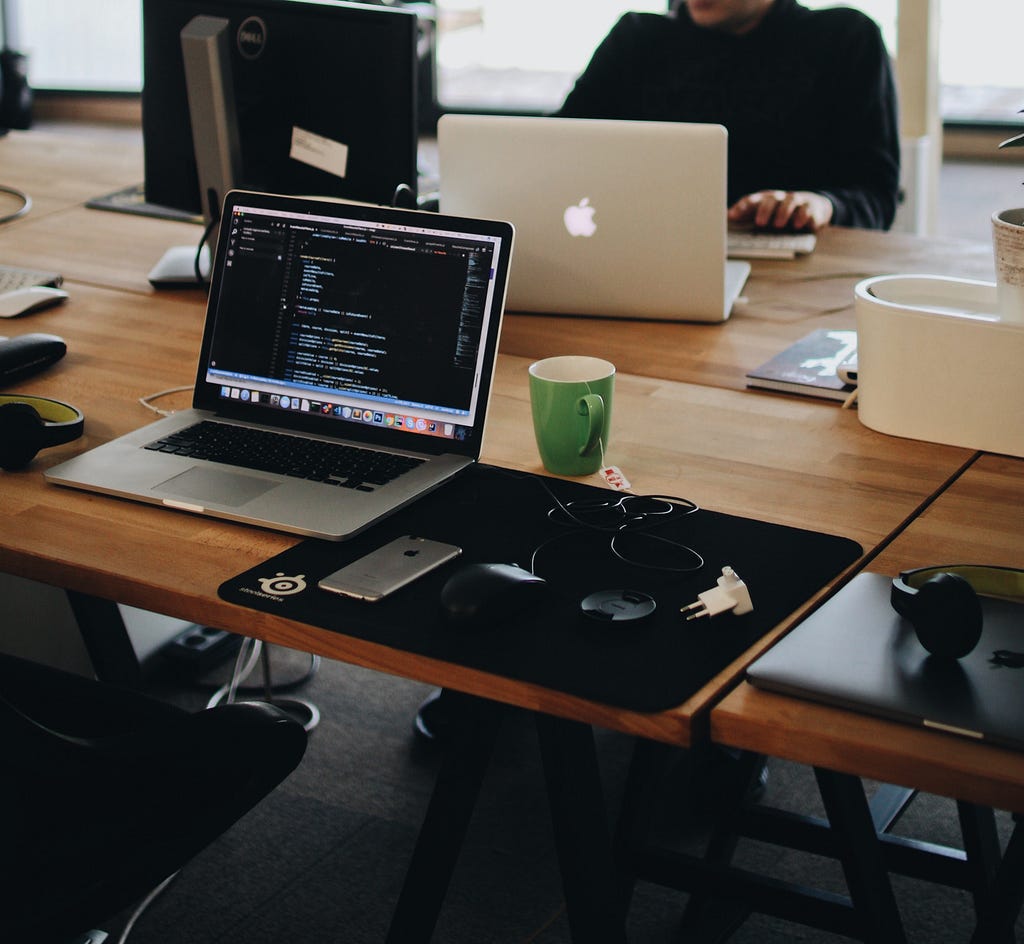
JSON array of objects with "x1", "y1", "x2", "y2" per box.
[
  {"x1": 413, "y1": 0, "x2": 900, "y2": 746},
  {"x1": 556, "y1": 0, "x2": 901, "y2": 232}
]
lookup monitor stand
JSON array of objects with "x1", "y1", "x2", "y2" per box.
[
  {"x1": 149, "y1": 14, "x2": 240, "y2": 289},
  {"x1": 148, "y1": 244, "x2": 211, "y2": 288},
  {"x1": 87, "y1": 183, "x2": 203, "y2": 224}
]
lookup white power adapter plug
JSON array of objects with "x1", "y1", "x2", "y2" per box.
[{"x1": 681, "y1": 566, "x2": 753, "y2": 621}]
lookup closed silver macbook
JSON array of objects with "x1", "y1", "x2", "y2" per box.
[{"x1": 438, "y1": 114, "x2": 749, "y2": 323}]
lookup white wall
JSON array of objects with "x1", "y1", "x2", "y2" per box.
[{"x1": 1, "y1": 573, "x2": 196, "y2": 678}]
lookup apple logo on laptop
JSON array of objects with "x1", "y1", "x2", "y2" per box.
[{"x1": 563, "y1": 198, "x2": 596, "y2": 238}]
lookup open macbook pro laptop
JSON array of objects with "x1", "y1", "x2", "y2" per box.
[
  {"x1": 438, "y1": 114, "x2": 749, "y2": 323},
  {"x1": 46, "y1": 190, "x2": 515, "y2": 541}
]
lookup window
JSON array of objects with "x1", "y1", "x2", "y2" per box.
[
  {"x1": 10, "y1": 0, "x2": 141, "y2": 92},
  {"x1": 938, "y1": 0, "x2": 1024, "y2": 124},
  {"x1": 434, "y1": 0, "x2": 665, "y2": 113},
  {"x1": 7, "y1": 0, "x2": 1024, "y2": 126},
  {"x1": 434, "y1": 0, "x2": 1022, "y2": 124}
]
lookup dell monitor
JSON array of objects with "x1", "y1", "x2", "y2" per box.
[{"x1": 141, "y1": 0, "x2": 419, "y2": 215}]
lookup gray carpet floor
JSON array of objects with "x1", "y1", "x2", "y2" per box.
[{"x1": 103, "y1": 644, "x2": 1022, "y2": 944}]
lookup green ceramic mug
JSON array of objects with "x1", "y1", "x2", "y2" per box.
[{"x1": 528, "y1": 355, "x2": 615, "y2": 476}]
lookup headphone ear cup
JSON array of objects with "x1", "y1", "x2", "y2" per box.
[
  {"x1": 0, "y1": 400, "x2": 45, "y2": 471},
  {"x1": 911, "y1": 572, "x2": 984, "y2": 659}
]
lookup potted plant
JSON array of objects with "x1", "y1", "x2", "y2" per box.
[
  {"x1": 992, "y1": 111, "x2": 1024, "y2": 322},
  {"x1": 998, "y1": 111, "x2": 1024, "y2": 152}
]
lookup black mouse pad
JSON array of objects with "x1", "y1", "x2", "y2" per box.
[{"x1": 219, "y1": 464, "x2": 862, "y2": 712}]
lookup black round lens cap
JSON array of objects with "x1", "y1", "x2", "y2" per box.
[{"x1": 580, "y1": 589, "x2": 657, "y2": 623}]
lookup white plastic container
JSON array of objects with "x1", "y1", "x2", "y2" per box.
[{"x1": 854, "y1": 274, "x2": 1024, "y2": 457}]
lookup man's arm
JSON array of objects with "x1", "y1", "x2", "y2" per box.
[{"x1": 808, "y1": 12, "x2": 901, "y2": 230}]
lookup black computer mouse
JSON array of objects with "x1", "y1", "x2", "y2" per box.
[
  {"x1": 0, "y1": 332, "x2": 67, "y2": 386},
  {"x1": 440, "y1": 562, "x2": 549, "y2": 629}
]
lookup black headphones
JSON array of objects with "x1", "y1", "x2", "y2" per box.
[
  {"x1": 891, "y1": 565, "x2": 1024, "y2": 659},
  {"x1": 0, "y1": 394, "x2": 84, "y2": 470}
]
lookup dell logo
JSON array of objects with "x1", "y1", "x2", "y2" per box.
[{"x1": 237, "y1": 16, "x2": 267, "y2": 60}]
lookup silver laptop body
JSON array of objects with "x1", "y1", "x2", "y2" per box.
[
  {"x1": 438, "y1": 114, "x2": 749, "y2": 323},
  {"x1": 46, "y1": 190, "x2": 514, "y2": 541},
  {"x1": 748, "y1": 572, "x2": 1024, "y2": 750}
]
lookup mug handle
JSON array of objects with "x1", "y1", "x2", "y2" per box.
[{"x1": 576, "y1": 394, "x2": 605, "y2": 457}]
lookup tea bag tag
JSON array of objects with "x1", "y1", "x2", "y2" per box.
[{"x1": 600, "y1": 465, "x2": 631, "y2": 491}]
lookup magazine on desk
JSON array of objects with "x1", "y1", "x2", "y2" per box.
[{"x1": 746, "y1": 329, "x2": 858, "y2": 402}]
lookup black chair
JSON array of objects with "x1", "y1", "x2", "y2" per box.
[{"x1": 0, "y1": 651, "x2": 308, "y2": 943}]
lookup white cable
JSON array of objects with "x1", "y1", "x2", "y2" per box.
[
  {"x1": 0, "y1": 183, "x2": 31, "y2": 224},
  {"x1": 115, "y1": 870, "x2": 180, "y2": 944},
  {"x1": 138, "y1": 385, "x2": 193, "y2": 416},
  {"x1": 206, "y1": 636, "x2": 262, "y2": 709}
]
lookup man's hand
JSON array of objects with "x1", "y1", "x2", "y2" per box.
[{"x1": 728, "y1": 190, "x2": 834, "y2": 232}]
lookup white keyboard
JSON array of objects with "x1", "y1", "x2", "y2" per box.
[
  {"x1": 0, "y1": 263, "x2": 63, "y2": 292},
  {"x1": 727, "y1": 230, "x2": 817, "y2": 260}
]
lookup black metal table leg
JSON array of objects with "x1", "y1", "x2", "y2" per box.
[
  {"x1": 613, "y1": 737, "x2": 674, "y2": 913},
  {"x1": 673, "y1": 748, "x2": 762, "y2": 942},
  {"x1": 969, "y1": 816, "x2": 1024, "y2": 944},
  {"x1": 65, "y1": 591, "x2": 142, "y2": 687},
  {"x1": 536, "y1": 712, "x2": 630, "y2": 944},
  {"x1": 957, "y1": 800, "x2": 1016, "y2": 944},
  {"x1": 814, "y1": 767, "x2": 908, "y2": 944},
  {"x1": 385, "y1": 692, "x2": 502, "y2": 944}
]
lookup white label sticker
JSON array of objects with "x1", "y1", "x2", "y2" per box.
[{"x1": 290, "y1": 126, "x2": 349, "y2": 179}]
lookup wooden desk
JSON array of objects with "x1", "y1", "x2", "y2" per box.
[
  {"x1": 0, "y1": 280, "x2": 1000, "y2": 942},
  {"x1": 707, "y1": 454, "x2": 1024, "y2": 941},
  {"x1": 0, "y1": 121, "x2": 992, "y2": 749},
  {"x1": 498, "y1": 224, "x2": 997, "y2": 390},
  {"x1": 0, "y1": 122, "x2": 1012, "y2": 941},
  {"x1": 0, "y1": 125, "x2": 999, "y2": 386},
  {"x1": 713, "y1": 451, "x2": 1024, "y2": 810},
  {"x1": 1, "y1": 280, "x2": 979, "y2": 747},
  {"x1": 0, "y1": 126, "x2": 199, "y2": 294},
  {"x1": 0, "y1": 125, "x2": 145, "y2": 219}
]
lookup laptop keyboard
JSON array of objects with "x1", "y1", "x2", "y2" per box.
[
  {"x1": 144, "y1": 420, "x2": 423, "y2": 491},
  {"x1": 727, "y1": 231, "x2": 817, "y2": 260},
  {"x1": 0, "y1": 264, "x2": 63, "y2": 293}
]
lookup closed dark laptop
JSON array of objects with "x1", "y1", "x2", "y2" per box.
[
  {"x1": 46, "y1": 190, "x2": 514, "y2": 540},
  {"x1": 747, "y1": 572, "x2": 1024, "y2": 750}
]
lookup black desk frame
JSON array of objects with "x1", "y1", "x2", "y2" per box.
[
  {"x1": 59, "y1": 584, "x2": 1024, "y2": 942},
  {"x1": 386, "y1": 690, "x2": 629, "y2": 944},
  {"x1": 615, "y1": 738, "x2": 1023, "y2": 943}
]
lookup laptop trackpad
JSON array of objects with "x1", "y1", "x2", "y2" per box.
[{"x1": 155, "y1": 466, "x2": 278, "y2": 507}]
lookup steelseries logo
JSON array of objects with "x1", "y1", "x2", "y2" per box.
[
  {"x1": 237, "y1": 572, "x2": 307, "y2": 603},
  {"x1": 236, "y1": 16, "x2": 267, "y2": 60}
]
